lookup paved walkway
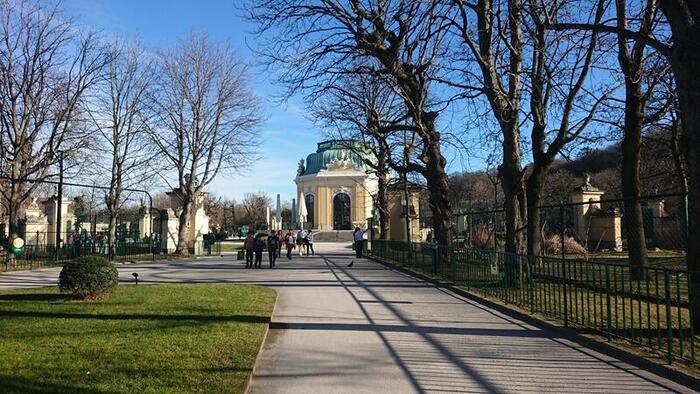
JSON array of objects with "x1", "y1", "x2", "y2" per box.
[{"x1": 0, "y1": 243, "x2": 696, "y2": 393}]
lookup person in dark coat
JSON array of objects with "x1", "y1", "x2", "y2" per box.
[
  {"x1": 276, "y1": 230, "x2": 283, "y2": 258},
  {"x1": 243, "y1": 232, "x2": 254, "y2": 268},
  {"x1": 253, "y1": 233, "x2": 264, "y2": 269},
  {"x1": 268, "y1": 231, "x2": 279, "y2": 268}
]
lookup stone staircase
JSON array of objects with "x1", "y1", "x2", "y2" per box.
[{"x1": 310, "y1": 230, "x2": 354, "y2": 242}]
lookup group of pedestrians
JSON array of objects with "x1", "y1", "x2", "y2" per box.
[
  {"x1": 242, "y1": 226, "x2": 369, "y2": 269},
  {"x1": 243, "y1": 229, "x2": 315, "y2": 269}
]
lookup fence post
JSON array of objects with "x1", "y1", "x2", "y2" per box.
[
  {"x1": 605, "y1": 264, "x2": 612, "y2": 341},
  {"x1": 492, "y1": 210, "x2": 497, "y2": 250},
  {"x1": 433, "y1": 244, "x2": 438, "y2": 276},
  {"x1": 664, "y1": 271, "x2": 674, "y2": 364},
  {"x1": 682, "y1": 194, "x2": 689, "y2": 247},
  {"x1": 148, "y1": 231, "x2": 153, "y2": 258},
  {"x1": 368, "y1": 217, "x2": 374, "y2": 255},
  {"x1": 560, "y1": 204, "x2": 568, "y2": 328},
  {"x1": 528, "y1": 258, "x2": 535, "y2": 312}
]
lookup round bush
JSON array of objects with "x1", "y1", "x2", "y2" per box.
[{"x1": 58, "y1": 256, "x2": 118, "y2": 299}]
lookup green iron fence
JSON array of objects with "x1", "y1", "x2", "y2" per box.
[
  {"x1": 445, "y1": 193, "x2": 688, "y2": 270},
  {"x1": 2, "y1": 236, "x2": 222, "y2": 272},
  {"x1": 369, "y1": 239, "x2": 697, "y2": 365}
]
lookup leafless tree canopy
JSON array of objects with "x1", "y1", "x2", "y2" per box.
[
  {"x1": 204, "y1": 194, "x2": 237, "y2": 235},
  {"x1": 148, "y1": 33, "x2": 262, "y2": 254},
  {"x1": 311, "y1": 73, "x2": 408, "y2": 239},
  {"x1": 241, "y1": 192, "x2": 271, "y2": 231},
  {"x1": 87, "y1": 38, "x2": 156, "y2": 248},
  {"x1": 245, "y1": 0, "x2": 457, "y2": 245},
  {"x1": 0, "y1": 0, "x2": 109, "y2": 235}
]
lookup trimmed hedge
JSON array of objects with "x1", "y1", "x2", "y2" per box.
[{"x1": 58, "y1": 256, "x2": 118, "y2": 299}]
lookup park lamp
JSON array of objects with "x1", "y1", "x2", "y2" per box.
[{"x1": 132, "y1": 272, "x2": 139, "y2": 285}]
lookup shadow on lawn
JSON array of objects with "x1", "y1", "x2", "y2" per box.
[
  {"x1": 0, "y1": 293, "x2": 66, "y2": 302},
  {"x1": 0, "y1": 375, "x2": 109, "y2": 394},
  {"x1": 0, "y1": 309, "x2": 270, "y2": 323}
]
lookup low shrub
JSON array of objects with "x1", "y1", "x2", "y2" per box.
[
  {"x1": 58, "y1": 256, "x2": 118, "y2": 299},
  {"x1": 470, "y1": 224, "x2": 495, "y2": 249},
  {"x1": 544, "y1": 235, "x2": 588, "y2": 255}
]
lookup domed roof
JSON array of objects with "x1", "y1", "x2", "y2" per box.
[{"x1": 302, "y1": 140, "x2": 368, "y2": 175}]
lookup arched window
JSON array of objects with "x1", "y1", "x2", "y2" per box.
[
  {"x1": 333, "y1": 193, "x2": 351, "y2": 230},
  {"x1": 305, "y1": 194, "x2": 315, "y2": 228}
]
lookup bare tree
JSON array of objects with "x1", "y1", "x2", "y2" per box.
[
  {"x1": 609, "y1": 0, "x2": 674, "y2": 278},
  {"x1": 87, "y1": 38, "x2": 155, "y2": 255},
  {"x1": 245, "y1": 0, "x2": 456, "y2": 246},
  {"x1": 204, "y1": 195, "x2": 237, "y2": 236},
  {"x1": 0, "y1": 0, "x2": 109, "y2": 239},
  {"x1": 148, "y1": 33, "x2": 261, "y2": 255},
  {"x1": 449, "y1": 171, "x2": 501, "y2": 211},
  {"x1": 310, "y1": 74, "x2": 407, "y2": 240},
  {"x1": 524, "y1": 0, "x2": 613, "y2": 257},
  {"x1": 546, "y1": 0, "x2": 700, "y2": 330},
  {"x1": 241, "y1": 192, "x2": 271, "y2": 231},
  {"x1": 445, "y1": 0, "x2": 527, "y2": 253}
]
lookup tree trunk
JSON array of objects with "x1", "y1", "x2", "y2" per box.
[
  {"x1": 526, "y1": 165, "x2": 546, "y2": 257},
  {"x1": 500, "y1": 128, "x2": 526, "y2": 254},
  {"x1": 666, "y1": 26, "x2": 700, "y2": 330},
  {"x1": 670, "y1": 120, "x2": 689, "y2": 194},
  {"x1": 6, "y1": 165, "x2": 24, "y2": 240},
  {"x1": 376, "y1": 169, "x2": 390, "y2": 240},
  {"x1": 621, "y1": 95, "x2": 648, "y2": 279},
  {"x1": 653, "y1": 0, "x2": 700, "y2": 331},
  {"x1": 175, "y1": 194, "x2": 194, "y2": 255},
  {"x1": 424, "y1": 140, "x2": 453, "y2": 246},
  {"x1": 107, "y1": 214, "x2": 117, "y2": 259},
  {"x1": 6, "y1": 190, "x2": 21, "y2": 239}
]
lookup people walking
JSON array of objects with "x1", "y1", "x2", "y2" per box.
[
  {"x1": 297, "y1": 229, "x2": 306, "y2": 256},
  {"x1": 253, "y1": 233, "x2": 264, "y2": 269},
  {"x1": 306, "y1": 230, "x2": 315, "y2": 256},
  {"x1": 244, "y1": 232, "x2": 254, "y2": 268},
  {"x1": 285, "y1": 230, "x2": 296, "y2": 260},
  {"x1": 276, "y1": 230, "x2": 283, "y2": 258},
  {"x1": 268, "y1": 230, "x2": 279, "y2": 268},
  {"x1": 349, "y1": 226, "x2": 369, "y2": 267}
]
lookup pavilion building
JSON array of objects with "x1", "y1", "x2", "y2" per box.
[{"x1": 295, "y1": 140, "x2": 377, "y2": 232}]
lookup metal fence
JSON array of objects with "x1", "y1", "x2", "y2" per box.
[
  {"x1": 2, "y1": 233, "x2": 222, "y2": 272},
  {"x1": 444, "y1": 193, "x2": 688, "y2": 270},
  {"x1": 369, "y1": 239, "x2": 697, "y2": 365}
]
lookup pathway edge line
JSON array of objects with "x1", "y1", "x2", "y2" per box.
[{"x1": 245, "y1": 289, "x2": 279, "y2": 394}]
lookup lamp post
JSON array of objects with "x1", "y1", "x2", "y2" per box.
[{"x1": 55, "y1": 151, "x2": 65, "y2": 259}]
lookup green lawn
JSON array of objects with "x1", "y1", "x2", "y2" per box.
[
  {"x1": 0, "y1": 284, "x2": 276, "y2": 393},
  {"x1": 214, "y1": 242, "x2": 243, "y2": 253}
]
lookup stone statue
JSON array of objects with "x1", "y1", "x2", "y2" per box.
[{"x1": 297, "y1": 158, "x2": 305, "y2": 176}]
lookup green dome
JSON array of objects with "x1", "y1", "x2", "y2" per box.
[{"x1": 303, "y1": 140, "x2": 368, "y2": 175}]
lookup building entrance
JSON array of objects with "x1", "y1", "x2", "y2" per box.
[{"x1": 333, "y1": 193, "x2": 351, "y2": 230}]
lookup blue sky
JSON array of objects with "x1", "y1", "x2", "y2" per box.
[
  {"x1": 63, "y1": 0, "x2": 319, "y2": 203},
  {"x1": 62, "y1": 0, "x2": 486, "y2": 204}
]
